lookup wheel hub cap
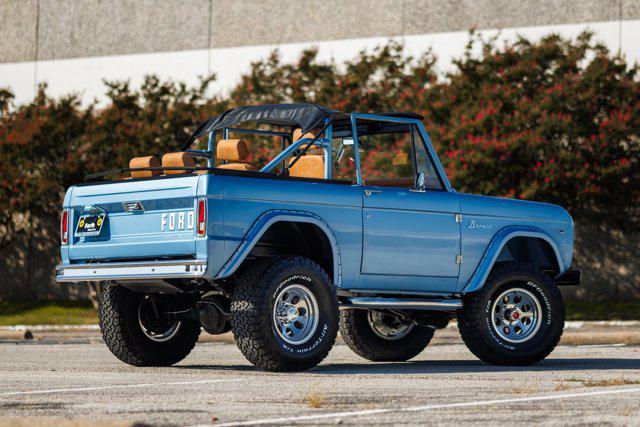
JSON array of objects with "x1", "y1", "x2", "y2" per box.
[
  {"x1": 367, "y1": 311, "x2": 414, "y2": 340},
  {"x1": 273, "y1": 284, "x2": 319, "y2": 345},
  {"x1": 287, "y1": 307, "x2": 299, "y2": 322},
  {"x1": 137, "y1": 295, "x2": 181, "y2": 343},
  {"x1": 491, "y1": 287, "x2": 542, "y2": 344}
]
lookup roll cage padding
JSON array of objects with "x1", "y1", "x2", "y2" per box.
[
  {"x1": 161, "y1": 152, "x2": 196, "y2": 175},
  {"x1": 129, "y1": 156, "x2": 161, "y2": 178}
]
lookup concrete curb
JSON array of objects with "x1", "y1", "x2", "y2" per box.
[{"x1": 445, "y1": 320, "x2": 639, "y2": 329}]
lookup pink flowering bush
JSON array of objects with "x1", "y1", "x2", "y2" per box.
[{"x1": 1, "y1": 31, "x2": 639, "y2": 250}]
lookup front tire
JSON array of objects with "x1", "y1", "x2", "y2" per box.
[
  {"x1": 99, "y1": 283, "x2": 201, "y2": 366},
  {"x1": 458, "y1": 262, "x2": 564, "y2": 366},
  {"x1": 231, "y1": 257, "x2": 339, "y2": 372},
  {"x1": 340, "y1": 309, "x2": 434, "y2": 361}
]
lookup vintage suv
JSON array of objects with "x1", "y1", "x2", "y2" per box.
[{"x1": 56, "y1": 104, "x2": 580, "y2": 371}]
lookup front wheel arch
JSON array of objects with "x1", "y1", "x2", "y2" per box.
[{"x1": 461, "y1": 226, "x2": 565, "y2": 294}]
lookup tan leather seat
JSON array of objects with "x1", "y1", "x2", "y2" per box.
[
  {"x1": 130, "y1": 156, "x2": 161, "y2": 178},
  {"x1": 162, "y1": 152, "x2": 195, "y2": 174},
  {"x1": 217, "y1": 139, "x2": 254, "y2": 171},
  {"x1": 289, "y1": 155, "x2": 325, "y2": 179},
  {"x1": 293, "y1": 128, "x2": 323, "y2": 155},
  {"x1": 293, "y1": 128, "x2": 317, "y2": 142}
]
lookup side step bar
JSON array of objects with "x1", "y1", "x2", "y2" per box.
[{"x1": 342, "y1": 297, "x2": 462, "y2": 311}]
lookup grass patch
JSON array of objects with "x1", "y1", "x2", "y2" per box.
[
  {"x1": 581, "y1": 378, "x2": 640, "y2": 388},
  {"x1": 304, "y1": 388, "x2": 327, "y2": 408},
  {"x1": 512, "y1": 385, "x2": 539, "y2": 394},
  {"x1": 563, "y1": 377, "x2": 640, "y2": 387},
  {"x1": 0, "y1": 301, "x2": 97, "y2": 326},
  {"x1": 565, "y1": 301, "x2": 640, "y2": 321},
  {"x1": 554, "y1": 381, "x2": 574, "y2": 391}
]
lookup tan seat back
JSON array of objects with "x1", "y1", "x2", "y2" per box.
[
  {"x1": 293, "y1": 128, "x2": 317, "y2": 142},
  {"x1": 162, "y1": 152, "x2": 195, "y2": 174},
  {"x1": 130, "y1": 156, "x2": 161, "y2": 178},
  {"x1": 289, "y1": 155, "x2": 325, "y2": 179},
  {"x1": 293, "y1": 128, "x2": 323, "y2": 155},
  {"x1": 217, "y1": 139, "x2": 254, "y2": 171}
]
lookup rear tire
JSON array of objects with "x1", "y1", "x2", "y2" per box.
[
  {"x1": 458, "y1": 262, "x2": 564, "y2": 366},
  {"x1": 340, "y1": 309, "x2": 434, "y2": 362},
  {"x1": 99, "y1": 283, "x2": 201, "y2": 366},
  {"x1": 231, "y1": 257, "x2": 339, "y2": 372}
]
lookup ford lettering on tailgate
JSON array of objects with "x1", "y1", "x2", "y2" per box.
[{"x1": 161, "y1": 212, "x2": 195, "y2": 232}]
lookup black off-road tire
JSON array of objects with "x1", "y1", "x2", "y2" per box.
[
  {"x1": 231, "y1": 256, "x2": 339, "y2": 372},
  {"x1": 340, "y1": 309, "x2": 434, "y2": 362},
  {"x1": 458, "y1": 262, "x2": 564, "y2": 366},
  {"x1": 98, "y1": 283, "x2": 201, "y2": 366}
]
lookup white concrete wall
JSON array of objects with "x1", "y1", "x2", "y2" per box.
[
  {"x1": 2, "y1": 19, "x2": 639, "y2": 106},
  {"x1": 1, "y1": 0, "x2": 638, "y2": 106}
]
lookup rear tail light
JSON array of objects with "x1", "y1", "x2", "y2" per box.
[
  {"x1": 61, "y1": 209, "x2": 70, "y2": 245},
  {"x1": 197, "y1": 198, "x2": 207, "y2": 237}
]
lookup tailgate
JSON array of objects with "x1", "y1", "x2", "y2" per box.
[{"x1": 67, "y1": 176, "x2": 201, "y2": 261}]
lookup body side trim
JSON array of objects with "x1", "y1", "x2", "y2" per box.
[
  {"x1": 461, "y1": 225, "x2": 564, "y2": 294},
  {"x1": 215, "y1": 209, "x2": 342, "y2": 285}
]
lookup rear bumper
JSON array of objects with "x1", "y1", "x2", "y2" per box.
[
  {"x1": 555, "y1": 269, "x2": 581, "y2": 286},
  {"x1": 56, "y1": 259, "x2": 207, "y2": 283}
]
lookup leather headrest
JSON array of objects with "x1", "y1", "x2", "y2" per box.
[
  {"x1": 217, "y1": 139, "x2": 248, "y2": 162},
  {"x1": 130, "y1": 156, "x2": 161, "y2": 178},
  {"x1": 293, "y1": 128, "x2": 317, "y2": 142},
  {"x1": 289, "y1": 155, "x2": 325, "y2": 179},
  {"x1": 392, "y1": 152, "x2": 409, "y2": 166},
  {"x1": 218, "y1": 163, "x2": 255, "y2": 171},
  {"x1": 162, "y1": 152, "x2": 195, "y2": 174}
]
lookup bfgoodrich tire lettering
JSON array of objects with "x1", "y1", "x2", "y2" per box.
[
  {"x1": 231, "y1": 256, "x2": 339, "y2": 372},
  {"x1": 458, "y1": 262, "x2": 564, "y2": 366}
]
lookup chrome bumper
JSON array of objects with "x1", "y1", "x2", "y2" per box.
[{"x1": 56, "y1": 259, "x2": 207, "y2": 282}]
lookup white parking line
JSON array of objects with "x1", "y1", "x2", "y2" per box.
[
  {"x1": 208, "y1": 387, "x2": 640, "y2": 426},
  {"x1": 0, "y1": 379, "x2": 240, "y2": 396}
]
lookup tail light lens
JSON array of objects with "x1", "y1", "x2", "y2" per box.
[
  {"x1": 197, "y1": 198, "x2": 206, "y2": 237},
  {"x1": 61, "y1": 209, "x2": 70, "y2": 245}
]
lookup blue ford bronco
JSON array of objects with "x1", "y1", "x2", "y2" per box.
[{"x1": 56, "y1": 104, "x2": 580, "y2": 371}]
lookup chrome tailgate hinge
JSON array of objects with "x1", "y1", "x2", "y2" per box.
[{"x1": 456, "y1": 255, "x2": 463, "y2": 264}]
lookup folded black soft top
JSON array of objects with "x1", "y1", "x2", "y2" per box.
[
  {"x1": 182, "y1": 103, "x2": 424, "y2": 150},
  {"x1": 198, "y1": 103, "x2": 333, "y2": 135}
]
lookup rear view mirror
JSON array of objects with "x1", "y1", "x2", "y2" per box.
[{"x1": 416, "y1": 172, "x2": 426, "y2": 189}]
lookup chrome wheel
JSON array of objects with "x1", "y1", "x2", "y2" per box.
[
  {"x1": 273, "y1": 284, "x2": 319, "y2": 345},
  {"x1": 137, "y1": 295, "x2": 181, "y2": 343},
  {"x1": 491, "y1": 287, "x2": 542, "y2": 344},
  {"x1": 367, "y1": 311, "x2": 414, "y2": 340}
]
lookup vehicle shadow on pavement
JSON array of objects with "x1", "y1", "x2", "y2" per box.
[
  {"x1": 174, "y1": 364, "x2": 257, "y2": 372},
  {"x1": 311, "y1": 358, "x2": 640, "y2": 375},
  {"x1": 172, "y1": 358, "x2": 640, "y2": 374}
]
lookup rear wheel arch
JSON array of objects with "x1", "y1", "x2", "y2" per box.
[{"x1": 217, "y1": 210, "x2": 342, "y2": 286}]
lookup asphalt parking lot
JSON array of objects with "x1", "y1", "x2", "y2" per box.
[{"x1": 1, "y1": 328, "x2": 639, "y2": 426}]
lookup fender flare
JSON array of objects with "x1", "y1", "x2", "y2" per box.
[
  {"x1": 215, "y1": 209, "x2": 342, "y2": 285},
  {"x1": 461, "y1": 225, "x2": 564, "y2": 294}
]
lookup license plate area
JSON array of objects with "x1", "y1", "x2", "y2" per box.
[{"x1": 75, "y1": 213, "x2": 106, "y2": 237}]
